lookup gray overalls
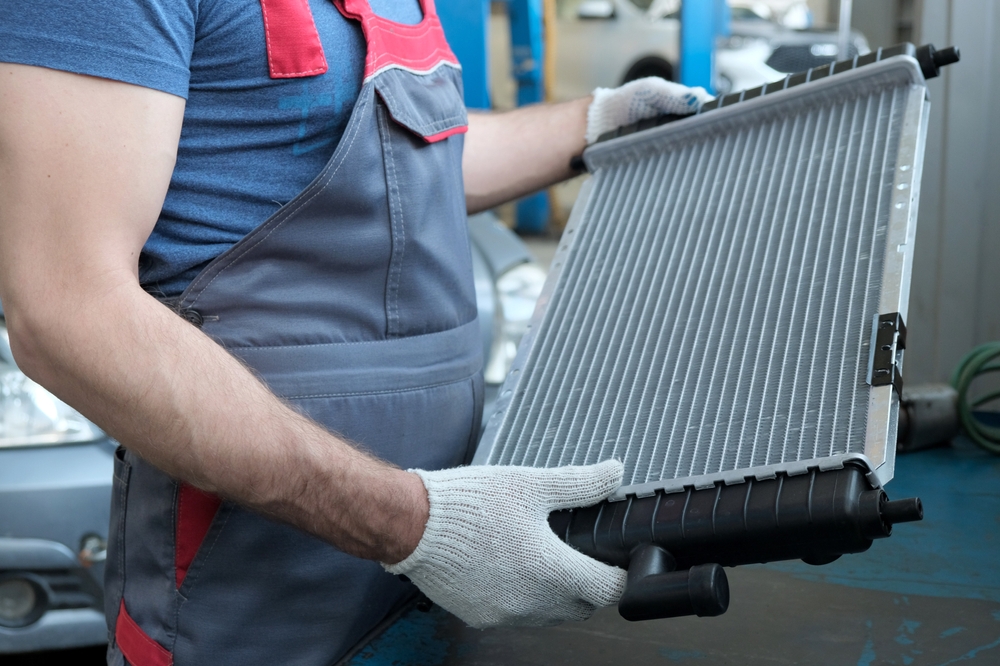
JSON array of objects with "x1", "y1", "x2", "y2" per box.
[{"x1": 106, "y1": 0, "x2": 482, "y2": 663}]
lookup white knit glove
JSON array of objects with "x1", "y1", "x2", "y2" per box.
[
  {"x1": 383, "y1": 460, "x2": 627, "y2": 628},
  {"x1": 586, "y1": 77, "x2": 714, "y2": 144}
]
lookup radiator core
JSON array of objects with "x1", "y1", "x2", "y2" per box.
[{"x1": 475, "y1": 57, "x2": 929, "y2": 499}]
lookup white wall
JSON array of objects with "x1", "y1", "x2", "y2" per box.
[
  {"x1": 907, "y1": 0, "x2": 1000, "y2": 382},
  {"x1": 851, "y1": 0, "x2": 898, "y2": 47}
]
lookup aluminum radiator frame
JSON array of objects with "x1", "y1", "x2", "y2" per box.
[
  {"x1": 471, "y1": 44, "x2": 958, "y2": 621},
  {"x1": 475, "y1": 54, "x2": 930, "y2": 498}
]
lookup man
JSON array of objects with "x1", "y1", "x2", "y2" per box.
[{"x1": 0, "y1": 0, "x2": 708, "y2": 663}]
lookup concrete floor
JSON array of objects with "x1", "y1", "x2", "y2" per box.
[{"x1": 347, "y1": 441, "x2": 1000, "y2": 666}]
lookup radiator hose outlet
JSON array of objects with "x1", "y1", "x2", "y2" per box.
[
  {"x1": 618, "y1": 544, "x2": 729, "y2": 621},
  {"x1": 915, "y1": 44, "x2": 960, "y2": 80}
]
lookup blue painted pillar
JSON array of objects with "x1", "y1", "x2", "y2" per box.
[
  {"x1": 437, "y1": 0, "x2": 491, "y2": 109},
  {"x1": 680, "y1": 0, "x2": 729, "y2": 94},
  {"x1": 507, "y1": 0, "x2": 551, "y2": 234},
  {"x1": 507, "y1": 0, "x2": 545, "y2": 106}
]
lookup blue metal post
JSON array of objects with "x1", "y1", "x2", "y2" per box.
[
  {"x1": 507, "y1": 0, "x2": 550, "y2": 234},
  {"x1": 436, "y1": 0, "x2": 491, "y2": 109},
  {"x1": 680, "y1": 0, "x2": 725, "y2": 93},
  {"x1": 507, "y1": 0, "x2": 545, "y2": 106}
]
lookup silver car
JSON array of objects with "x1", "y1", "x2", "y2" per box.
[
  {"x1": 0, "y1": 211, "x2": 544, "y2": 655},
  {"x1": 553, "y1": 0, "x2": 870, "y2": 99}
]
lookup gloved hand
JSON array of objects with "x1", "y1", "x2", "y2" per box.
[
  {"x1": 383, "y1": 460, "x2": 627, "y2": 628},
  {"x1": 586, "y1": 77, "x2": 714, "y2": 144}
]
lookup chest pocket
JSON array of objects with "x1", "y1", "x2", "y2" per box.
[
  {"x1": 374, "y1": 66, "x2": 468, "y2": 142},
  {"x1": 373, "y1": 66, "x2": 476, "y2": 338}
]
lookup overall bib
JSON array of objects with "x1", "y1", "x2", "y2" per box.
[{"x1": 105, "y1": 1, "x2": 482, "y2": 664}]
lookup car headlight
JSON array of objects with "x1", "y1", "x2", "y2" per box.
[
  {"x1": 810, "y1": 43, "x2": 839, "y2": 58},
  {"x1": 484, "y1": 263, "x2": 547, "y2": 385},
  {"x1": 0, "y1": 325, "x2": 104, "y2": 448}
]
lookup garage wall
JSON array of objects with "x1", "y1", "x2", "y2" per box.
[
  {"x1": 906, "y1": 0, "x2": 1000, "y2": 383},
  {"x1": 806, "y1": 0, "x2": 832, "y2": 27},
  {"x1": 814, "y1": 1, "x2": 916, "y2": 48},
  {"x1": 850, "y1": 0, "x2": 898, "y2": 47}
]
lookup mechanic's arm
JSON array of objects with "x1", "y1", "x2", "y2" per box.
[
  {"x1": 463, "y1": 97, "x2": 589, "y2": 213},
  {"x1": 463, "y1": 79, "x2": 712, "y2": 213},
  {"x1": 0, "y1": 64, "x2": 426, "y2": 564},
  {"x1": 0, "y1": 65, "x2": 627, "y2": 628}
]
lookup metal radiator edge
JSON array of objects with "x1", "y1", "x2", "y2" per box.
[
  {"x1": 472, "y1": 176, "x2": 597, "y2": 465},
  {"x1": 864, "y1": 74, "x2": 932, "y2": 487}
]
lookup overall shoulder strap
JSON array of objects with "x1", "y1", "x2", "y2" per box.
[
  {"x1": 258, "y1": 0, "x2": 329, "y2": 78},
  {"x1": 333, "y1": 0, "x2": 459, "y2": 81}
]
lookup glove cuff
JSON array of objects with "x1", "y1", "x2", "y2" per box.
[{"x1": 586, "y1": 86, "x2": 616, "y2": 144}]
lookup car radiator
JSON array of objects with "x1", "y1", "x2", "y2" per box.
[{"x1": 473, "y1": 44, "x2": 958, "y2": 621}]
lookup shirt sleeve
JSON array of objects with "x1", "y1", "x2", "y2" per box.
[{"x1": 0, "y1": 0, "x2": 198, "y2": 99}]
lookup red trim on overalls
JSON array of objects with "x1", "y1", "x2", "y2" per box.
[
  {"x1": 116, "y1": 600, "x2": 174, "y2": 666},
  {"x1": 175, "y1": 484, "x2": 222, "y2": 588},
  {"x1": 261, "y1": 0, "x2": 460, "y2": 82},
  {"x1": 259, "y1": 0, "x2": 329, "y2": 78},
  {"x1": 333, "y1": 0, "x2": 460, "y2": 79},
  {"x1": 422, "y1": 125, "x2": 468, "y2": 143}
]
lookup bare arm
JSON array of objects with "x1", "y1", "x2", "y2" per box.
[
  {"x1": 0, "y1": 64, "x2": 426, "y2": 564},
  {"x1": 462, "y1": 97, "x2": 591, "y2": 214}
]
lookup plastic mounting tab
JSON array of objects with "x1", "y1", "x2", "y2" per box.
[{"x1": 870, "y1": 312, "x2": 907, "y2": 395}]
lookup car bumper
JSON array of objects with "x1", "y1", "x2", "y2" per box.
[
  {"x1": 0, "y1": 439, "x2": 115, "y2": 653},
  {"x1": 0, "y1": 607, "x2": 107, "y2": 654}
]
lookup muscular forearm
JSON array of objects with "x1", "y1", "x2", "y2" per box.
[
  {"x1": 3, "y1": 278, "x2": 427, "y2": 563},
  {"x1": 463, "y1": 96, "x2": 591, "y2": 213},
  {"x1": 0, "y1": 65, "x2": 426, "y2": 565}
]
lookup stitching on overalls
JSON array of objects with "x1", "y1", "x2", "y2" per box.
[
  {"x1": 166, "y1": 480, "x2": 181, "y2": 651},
  {"x1": 176, "y1": 504, "x2": 231, "y2": 600},
  {"x1": 225, "y1": 317, "x2": 477, "y2": 349},
  {"x1": 110, "y1": 454, "x2": 129, "y2": 645},
  {"x1": 172, "y1": 482, "x2": 181, "y2": 589},
  {"x1": 171, "y1": 504, "x2": 231, "y2": 658},
  {"x1": 272, "y1": 66, "x2": 328, "y2": 76},
  {"x1": 378, "y1": 106, "x2": 405, "y2": 337},
  {"x1": 289, "y1": 372, "x2": 478, "y2": 400},
  {"x1": 364, "y1": 60, "x2": 463, "y2": 84},
  {"x1": 259, "y1": 0, "x2": 276, "y2": 70},
  {"x1": 185, "y1": 91, "x2": 372, "y2": 306}
]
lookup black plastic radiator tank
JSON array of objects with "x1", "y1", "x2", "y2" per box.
[{"x1": 549, "y1": 464, "x2": 923, "y2": 621}]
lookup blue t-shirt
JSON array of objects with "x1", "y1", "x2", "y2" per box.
[{"x1": 0, "y1": 0, "x2": 422, "y2": 296}]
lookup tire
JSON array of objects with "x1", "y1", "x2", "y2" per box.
[{"x1": 622, "y1": 57, "x2": 675, "y2": 84}]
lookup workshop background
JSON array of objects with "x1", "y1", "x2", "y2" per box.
[{"x1": 5, "y1": 0, "x2": 1000, "y2": 664}]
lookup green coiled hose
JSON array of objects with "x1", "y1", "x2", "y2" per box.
[{"x1": 950, "y1": 341, "x2": 1000, "y2": 454}]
